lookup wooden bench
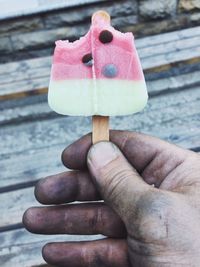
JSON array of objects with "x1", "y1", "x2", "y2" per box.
[{"x1": 0, "y1": 26, "x2": 200, "y2": 266}]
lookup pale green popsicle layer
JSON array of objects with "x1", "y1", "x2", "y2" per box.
[{"x1": 48, "y1": 79, "x2": 148, "y2": 116}]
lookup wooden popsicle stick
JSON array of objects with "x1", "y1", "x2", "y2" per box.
[{"x1": 92, "y1": 116, "x2": 109, "y2": 144}]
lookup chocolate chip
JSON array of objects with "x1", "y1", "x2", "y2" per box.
[
  {"x1": 99, "y1": 30, "x2": 113, "y2": 44},
  {"x1": 82, "y1": 53, "x2": 93, "y2": 67},
  {"x1": 102, "y1": 64, "x2": 118, "y2": 78}
]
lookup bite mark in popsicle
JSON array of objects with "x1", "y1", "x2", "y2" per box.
[{"x1": 48, "y1": 11, "x2": 148, "y2": 117}]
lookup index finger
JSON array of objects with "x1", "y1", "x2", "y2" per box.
[{"x1": 62, "y1": 130, "x2": 188, "y2": 173}]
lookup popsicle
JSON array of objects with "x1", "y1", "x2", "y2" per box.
[{"x1": 48, "y1": 11, "x2": 148, "y2": 143}]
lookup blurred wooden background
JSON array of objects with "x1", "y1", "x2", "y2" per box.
[{"x1": 0, "y1": 0, "x2": 200, "y2": 266}]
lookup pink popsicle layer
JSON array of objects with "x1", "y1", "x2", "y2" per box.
[{"x1": 51, "y1": 17, "x2": 144, "y2": 81}]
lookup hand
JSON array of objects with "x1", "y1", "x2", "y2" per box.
[{"x1": 23, "y1": 131, "x2": 200, "y2": 267}]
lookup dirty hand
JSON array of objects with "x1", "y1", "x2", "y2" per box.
[{"x1": 23, "y1": 131, "x2": 200, "y2": 267}]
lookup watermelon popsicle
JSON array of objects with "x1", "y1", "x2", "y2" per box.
[{"x1": 48, "y1": 11, "x2": 148, "y2": 143}]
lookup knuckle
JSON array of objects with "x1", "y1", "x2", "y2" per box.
[
  {"x1": 90, "y1": 205, "x2": 103, "y2": 233},
  {"x1": 102, "y1": 166, "x2": 133, "y2": 202}
]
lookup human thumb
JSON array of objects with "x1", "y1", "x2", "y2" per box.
[{"x1": 87, "y1": 141, "x2": 150, "y2": 221}]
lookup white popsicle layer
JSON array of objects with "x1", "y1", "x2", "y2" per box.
[{"x1": 48, "y1": 79, "x2": 148, "y2": 116}]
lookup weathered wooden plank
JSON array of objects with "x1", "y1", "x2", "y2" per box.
[
  {"x1": 0, "y1": 77, "x2": 49, "y2": 96},
  {"x1": 2, "y1": 141, "x2": 200, "y2": 229},
  {"x1": 1, "y1": 34, "x2": 199, "y2": 85},
  {"x1": 0, "y1": 65, "x2": 50, "y2": 85},
  {"x1": 0, "y1": 144, "x2": 65, "y2": 188},
  {"x1": 0, "y1": 86, "x2": 200, "y2": 188},
  {"x1": 0, "y1": 32, "x2": 198, "y2": 82},
  {"x1": 0, "y1": 25, "x2": 197, "y2": 75},
  {"x1": 135, "y1": 26, "x2": 200, "y2": 48},
  {"x1": 0, "y1": 27, "x2": 200, "y2": 100},
  {"x1": 0, "y1": 0, "x2": 108, "y2": 20},
  {"x1": 139, "y1": 36, "x2": 200, "y2": 59},
  {"x1": 0, "y1": 88, "x2": 199, "y2": 158},
  {"x1": 141, "y1": 46, "x2": 200, "y2": 70},
  {"x1": 0, "y1": 228, "x2": 102, "y2": 267},
  {"x1": 0, "y1": 187, "x2": 37, "y2": 228},
  {"x1": 0, "y1": 86, "x2": 199, "y2": 157},
  {"x1": 147, "y1": 69, "x2": 200, "y2": 95},
  {"x1": 1, "y1": 69, "x2": 200, "y2": 126},
  {"x1": 1, "y1": 126, "x2": 200, "y2": 189},
  {"x1": 0, "y1": 147, "x2": 199, "y2": 230},
  {"x1": 0, "y1": 228, "x2": 102, "y2": 250},
  {"x1": 0, "y1": 97, "x2": 52, "y2": 125},
  {"x1": 0, "y1": 26, "x2": 198, "y2": 76},
  {"x1": 0, "y1": 56, "x2": 51, "y2": 76},
  {"x1": 1, "y1": 56, "x2": 200, "y2": 101}
]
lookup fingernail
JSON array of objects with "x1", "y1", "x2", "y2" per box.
[{"x1": 87, "y1": 142, "x2": 119, "y2": 169}]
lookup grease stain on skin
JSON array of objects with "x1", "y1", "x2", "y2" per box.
[{"x1": 131, "y1": 190, "x2": 172, "y2": 243}]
